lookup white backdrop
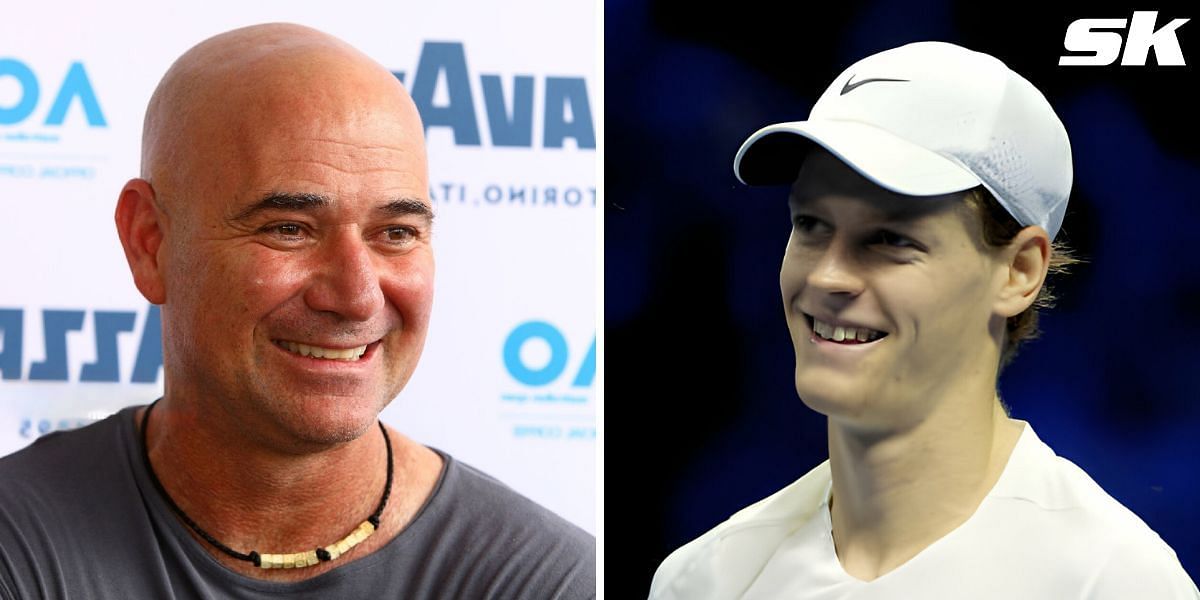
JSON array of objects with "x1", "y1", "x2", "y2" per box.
[{"x1": 0, "y1": 1, "x2": 596, "y2": 534}]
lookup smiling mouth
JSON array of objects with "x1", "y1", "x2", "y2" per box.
[
  {"x1": 804, "y1": 314, "x2": 887, "y2": 344},
  {"x1": 273, "y1": 339, "x2": 373, "y2": 361}
]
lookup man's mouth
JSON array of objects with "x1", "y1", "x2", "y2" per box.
[
  {"x1": 274, "y1": 339, "x2": 371, "y2": 361},
  {"x1": 805, "y1": 314, "x2": 887, "y2": 344}
]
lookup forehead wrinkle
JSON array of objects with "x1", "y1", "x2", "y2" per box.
[{"x1": 302, "y1": 137, "x2": 411, "y2": 151}]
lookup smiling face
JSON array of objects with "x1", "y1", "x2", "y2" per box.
[
  {"x1": 781, "y1": 150, "x2": 1007, "y2": 432},
  {"x1": 140, "y1": 27, "x2": 433, "y2": 449}
]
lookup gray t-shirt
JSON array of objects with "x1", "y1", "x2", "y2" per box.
[{"x1": 0, "y1": 406, "x2": 595, "y2": 599}]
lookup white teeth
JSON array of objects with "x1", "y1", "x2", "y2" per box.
[
  {"x1": 279, "y1": 340, "x2": 368, "y2": 361},
  {"x1": 811, "y1": 317, "x2": 884, "y2": 343}
]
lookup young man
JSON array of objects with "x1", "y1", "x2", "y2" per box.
[{"x1": 649, "y1": 42, "x2": 1197, "y2": 599}]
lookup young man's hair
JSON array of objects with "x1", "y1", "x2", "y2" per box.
[{"x1": 962, "y1": 187, "x2": 1080, "y2": 370}]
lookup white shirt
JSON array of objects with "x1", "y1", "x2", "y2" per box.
[{"x1": 649, "y1": 423, "x2": 1198, "y2": 599}]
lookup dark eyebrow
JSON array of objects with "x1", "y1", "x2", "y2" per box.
[
  {"x1": 379, "y1": 197, "x2": 434, "y2": 225},
  {"x1": 232, "y1": 192, "x2": 329, "y2": 222},
  {"x1": 231, "y1": 193, "x2": 433, "y2": 225}
]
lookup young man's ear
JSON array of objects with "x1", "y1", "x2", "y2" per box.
[
  {"x1": 994, "y1": 226, "x2": 1050, "y2": 318},
  {"x1": 114, "y1": 179, "x2": 167, "y2": 304}
]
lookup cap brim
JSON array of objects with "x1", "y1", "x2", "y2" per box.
[{"x1": 733, "y1": 120, "x2": 981, "y2": 196}]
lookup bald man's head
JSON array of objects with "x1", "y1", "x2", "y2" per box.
[
  {"x1": 141, "y1": 23, "x2": 425, "y2": 209},
  {"x1": 116, "y1": 23, "x2": 435, "y2": 447}
]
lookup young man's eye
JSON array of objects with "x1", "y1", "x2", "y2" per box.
[
  {"x1": 877, "y1": 230, "x2": 915, "y2": 248},
  {"x1": 793, "y1": 215, "x2": 822, "y2": 232}
]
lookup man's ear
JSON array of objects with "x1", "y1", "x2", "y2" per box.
[
  {"x1": 115, "y1": 179, "x2": 167, "y2": 304},
  {"x1": 994, "y1": 226, "x2": 1050, "y2": 318}
]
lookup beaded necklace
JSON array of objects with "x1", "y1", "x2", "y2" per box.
[{"x1": 139, "y1": 400, "x2": 393, "y2": 569}]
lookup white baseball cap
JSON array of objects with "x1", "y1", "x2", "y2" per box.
[{"x1": 733, "y1": 41, "x2": 1072, "y2": 240}]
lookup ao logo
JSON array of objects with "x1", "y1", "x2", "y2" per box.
[
  {"x1": 503, "y1": 321, "x2": 595, "y2": 387},
  {"x1": 0, "y1": 59, "x2": 106, "y2": 127}
]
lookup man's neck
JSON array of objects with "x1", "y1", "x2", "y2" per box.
[
  {"x1": 138, "y1": 397, "x2": 444, "y2": 582},
  {"x1": 827, "y1": 393, "x2": 1024, "y2": 582}
]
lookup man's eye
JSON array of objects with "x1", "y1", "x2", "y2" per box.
[
  {"x1": 877, "y1": 230, "x2": 915, "y2": 248},
  {"x1": 262, "y1": 223, "x2": 305, "y2": 239},
  {"x1": 385, "y1": 226, "x2": 416, "y2": 243},
  {"x1": 793, "y1": 215, "x2": 822, "y2": 232}
]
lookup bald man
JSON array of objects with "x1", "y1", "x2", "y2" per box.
[{"x1": 0, "y1": 24, "x2": 594, "y2": 599}]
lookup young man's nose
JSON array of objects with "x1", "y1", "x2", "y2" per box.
[{"x1": 804, "y1": 242, "x2": 865, "y2": 296}]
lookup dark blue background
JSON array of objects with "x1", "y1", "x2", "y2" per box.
[{"x1": 605, "y1": 0, "x2": 1199, "y2": 594}]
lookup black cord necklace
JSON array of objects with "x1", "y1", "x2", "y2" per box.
[{"x1": 139, "y1": 399, "x2": 393, "y2": 569}]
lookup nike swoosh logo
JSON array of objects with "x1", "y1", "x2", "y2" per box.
[{"x1": 840, "y1": 75, "x2": 910, "y2": 96}]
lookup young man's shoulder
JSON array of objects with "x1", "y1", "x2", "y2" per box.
[
  {"x1": 985, "y1": 425, "x2": 1196, "y2": 596},
  {"x1": 648, "y1": 460, "x2": 832, "y2": 599},
  {"x1": 650, "y1": 424, "x2": 1198, "y2": 599}
]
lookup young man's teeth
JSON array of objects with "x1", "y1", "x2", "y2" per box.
[
  {"x1": 812, "y1": 318, "x2": 883, "y2": 343},
  {"x1": 280, "y1": 340, "x2": 368, "y2": 361}
]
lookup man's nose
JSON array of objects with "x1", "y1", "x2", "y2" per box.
[
  {"x1": 805, "y1": 241, "x2": 864, "y2": 296},
  {"x1": 304, "y1": 230, "x2": 386, "y2": 321}
]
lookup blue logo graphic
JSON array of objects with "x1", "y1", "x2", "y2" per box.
[
  {"x1": 502, "y1": 320, "x2": 595, "y2": 387},
  {"x1": 501, "y1": 320, "x2": 595, "y2": 442},
  {"x1": 0, "y1": 306, "x2": 161, "y2": 383},
  {"x1": 428, "y1": 181, "x2": 596, "y2": 209},
  {"x1": 0, "y1": 59, "x2": 107, "y2": 128},
  {"x1": 393, "y1": 42, "x2": 594, "y2": 150}
]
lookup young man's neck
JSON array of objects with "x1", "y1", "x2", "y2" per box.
[{"x1": 827, "y1": 391, "x2": 1024, "y2": 582}]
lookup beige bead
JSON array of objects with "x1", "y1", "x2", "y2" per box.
[{"x1": 253, "y1": 521, "x2": 382, "y2": 569}]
